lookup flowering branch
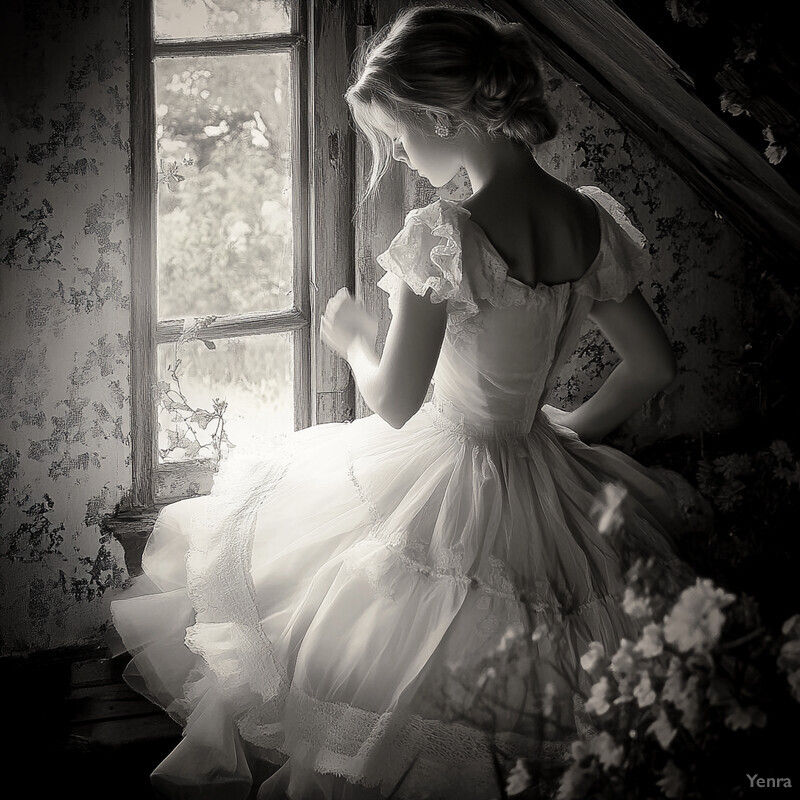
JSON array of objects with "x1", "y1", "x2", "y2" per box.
[{"x1": 157, "y1": 315, "x2": 235, "y2": 466}]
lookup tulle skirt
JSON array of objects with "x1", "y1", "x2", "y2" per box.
[{"x1": 110, "y1": 402, "x2": 698, "y2": 799}]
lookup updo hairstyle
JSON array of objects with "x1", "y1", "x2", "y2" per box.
[{"x1": 345, "y1": 4, "x2": 558, "y2": 198}]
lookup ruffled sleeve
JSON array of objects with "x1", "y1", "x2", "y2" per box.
[
  {"x1": 573, "y1": 186, "x2": 652, "y2": 302},
  {"x1": 376, "y1": 199, "x2": 477, "y2": 318}
]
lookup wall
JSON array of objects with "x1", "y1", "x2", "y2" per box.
[
  {"x1": 0, "y1": 0, "x2": 755, "y2": 656},
  {"x1": 542, "y1": 66, "x2": 750, "y2": 448},
  {"x1": 0, "y1": 0, "x2": 131, "y2": 655}
]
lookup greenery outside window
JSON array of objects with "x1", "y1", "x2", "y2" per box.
[{"x1": 130, "y1": 0, "x2": 312, "y2": 508}]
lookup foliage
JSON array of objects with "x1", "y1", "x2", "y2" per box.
[
  {"x1": 153, "y1": 4, "x2": 299, "y2": 462},
  {"x1": 662, "y1": 0, "x2": 796, "y2": 166},
  {"x1": 156, "y1": 53, "x2": 294, "y2": 319},
  {"x1": 634, "y1": 428, "x2": 800, "y2": 629},
  {"x1": 157, "y1": 316, "x2": 235, "y2": 465},
  {"x1": 155, "y1": 0, "x2": 292, "y2": 40},
  {"x1": 551, "y1": 561, "x2": 800, "y2": 800},
  {"x1": 696, "y1": 439, "x2": 798, "y2": 531}
]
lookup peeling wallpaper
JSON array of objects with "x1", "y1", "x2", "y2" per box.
[
  {"x1": 0, "y1": 1, "x2": 754, "y2": 656},
  {"x1": 540, "y1": 68, "x2": 751, "y2": 448},
  {"x1": 0, "y1": 0, "x2": 131, "y2": 654}
]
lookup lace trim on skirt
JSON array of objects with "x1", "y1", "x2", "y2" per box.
[
  {"x1": 239, "y1": 684, "x2": 570, "y2": 800},
  {"x1": 184, "y1": 434, "x2": 292, "y2": 708}
]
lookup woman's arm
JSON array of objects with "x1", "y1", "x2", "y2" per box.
[
  {"x1": 321, "y1": 285, "x2": 447, "y2": 429},
  {"x1": 561, "y1": 289, "x2": 677, "y2": 443}
]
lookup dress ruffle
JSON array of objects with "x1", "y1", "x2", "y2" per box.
[
  {"x1": 376, "y1": 200, "x2": 475, "y2": 317},
  {"x1": 574, "y1": 186, "x2": 652, "y2": 303},
  {"x1": 376, "y1": 188, "x2": 654, "y2": 326},
  {"x1": 375, "y1": 198, "x2": 535, "y2": 332}
]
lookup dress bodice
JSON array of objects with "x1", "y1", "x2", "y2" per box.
[{"x1": 376, "y1": 187, "x2": 651, "y2": 437}]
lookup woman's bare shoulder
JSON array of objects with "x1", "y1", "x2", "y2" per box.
[{"x1": 462, "y1": 179, "x2": 601, "y2": 287}]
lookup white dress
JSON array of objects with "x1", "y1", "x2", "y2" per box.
[{"x1": 111, "y1": 187, "x2": 696, "y2": 799}]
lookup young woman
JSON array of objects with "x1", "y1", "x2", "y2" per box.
[{"x1": 111, "y1": 6, "x2": 695, "y2": 798}]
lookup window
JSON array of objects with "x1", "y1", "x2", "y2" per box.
[{"x1": 130, "y1": 0, "x2": 316, "y2": 507}]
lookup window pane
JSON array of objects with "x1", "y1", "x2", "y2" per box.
[
  {"x1": 157, "y1": 332, "x2": 294, "y2": 464},
  {"x1": 156, "y1": 54, "x2": 293, "y2": 318},
  {"x1": 155, "y1": 0, "x2": 291, "y2": 39}
]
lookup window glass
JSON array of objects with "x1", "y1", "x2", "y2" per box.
[
  {"x1": 154, "y1": 0, "x2": 291, "y2": 39},
  {"x1": 155, "y1": 53, "x2": 293, "y2": 318},
  {"x1": 157, "y1": 332, "x2": 294, "y2": 463}
]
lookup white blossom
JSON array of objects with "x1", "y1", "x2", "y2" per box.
[
  {"x1": 580, "y1": 641, "x2": 605, "y2": 673},
  {"x1": 557, "y1": 761, "x2": 589, "y2": 800},
  {"x1": 505, "y1": 758, "x2": 532, "y2": 796},
  {"x1": 591, "y1": 483, "x2": 628, "y2": 535},
  {"x1": 476, "y1": 666, "x2": 496, "y2": 689},
  {"x1": 588, "y1": 731, "x2": 624, "y2": 770},
  {"x1": 556, "y1": 742, "x2": 592, "y2": 800},
  {"x1": 787, "y1": 669, "x2": 800, "y2": 702},
  {"x1": 656, "y1": 760, "x2": 686, "y2": 799},
  {"x1": 570, "y1": 739, "x2": 589, "y2": 761},
  {"x1": 662, "y1": 662, "x2": 702, "y2": 734},
  {"x1": 531, "y1": 621, "x2": 549, "y2": 642},
  {"x1": 725, "y1": 702, "x2": 767, "y2": 730},
  {"x1": 622, "y1": 587, "x2": 651, "y2": 619},
  {"x1": 610, "y1": 639, "x2": 638, "y2": 678},
  {"x1": 781, "y1": 613, "x2": 800, "y2": 637},
  {"x1": 585, "y1": 676, "x2": 611, "y2": 716},
  {"x1": 633, "y1": 671, "x2": 656, "y2": 708},
  {"x1": 647, "y1": 707, "x2": 677, "y2": 749},
  {"x1": 497, "y1": 624, "x2": 525, "y2": 654},
  {"x1": 634, "y1": 623, "x2": 664, "y2": 658},
  {"x1": 542, "y1": 681, "x2": 556, "y2": 717},
  {"x1": 662, "y1": 578, "x2": 735, "y2": 654},
  {"x1": 778, "y1": 639, "x2": 800, "y2": 672}
]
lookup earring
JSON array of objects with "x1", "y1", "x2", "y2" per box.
[{"x1": 434, "y1": 121, "x2": 453, "y2": 138}]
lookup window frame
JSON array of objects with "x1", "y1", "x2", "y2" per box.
[{"x1": 129, "y1": 0, "x2": 315, "y2": 508}]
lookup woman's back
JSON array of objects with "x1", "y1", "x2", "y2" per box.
[{"x1": 461, "y1": 168, "x2": 602, "y2": 291}]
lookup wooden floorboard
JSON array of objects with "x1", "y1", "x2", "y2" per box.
[{"x1": 4, "y1": 648, "x2": 180, "y2": 799}]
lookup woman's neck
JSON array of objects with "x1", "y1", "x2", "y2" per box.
[{"x1": 460, "y1": 136, "x2": 547, "y2": 197}]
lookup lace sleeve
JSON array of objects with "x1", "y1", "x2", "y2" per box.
[
  {"x1": 574, "y1": 186, "x2": 652, "y2": 303},
  {"x1": 376, "y1": 199, "x2": 477, "y2": 317}
]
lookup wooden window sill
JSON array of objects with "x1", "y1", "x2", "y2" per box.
[{"x1": 103, "y1": 507, "x2": 165, "y2": 577}]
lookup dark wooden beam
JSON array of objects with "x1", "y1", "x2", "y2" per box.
[{"x1": 487, "y1": 0, "x2": 800, "y2": 262}]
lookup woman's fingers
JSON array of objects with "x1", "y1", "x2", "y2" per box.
[
  {"x1": 324, "y1": 288, "x2": 352, "y2": 319},
  {"x1": 321, "y1": 288, "x2": 361, "y2": 352}
]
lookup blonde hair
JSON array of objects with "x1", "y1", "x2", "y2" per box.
[{"x1": 345, "y1": 4, "x2": 558, "y2": 201}]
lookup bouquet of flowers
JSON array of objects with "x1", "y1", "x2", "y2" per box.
[
  {"x1": 470, "y1": 480, "x2": 800, "y2": 800},
  {"x1": 549, "y1": 558, "x2": 800, "y2": 800}
]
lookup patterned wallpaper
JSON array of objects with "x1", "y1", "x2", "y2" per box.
[
  {"x1": 0, "y1": 1, "x2": 755, "y2": 655},
  {"x1": 0, "y1": 0, "x2": 131, "y2": 654},
  {"x1": 541, "y1": 66, "x2": 751, "y2": 449}
]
